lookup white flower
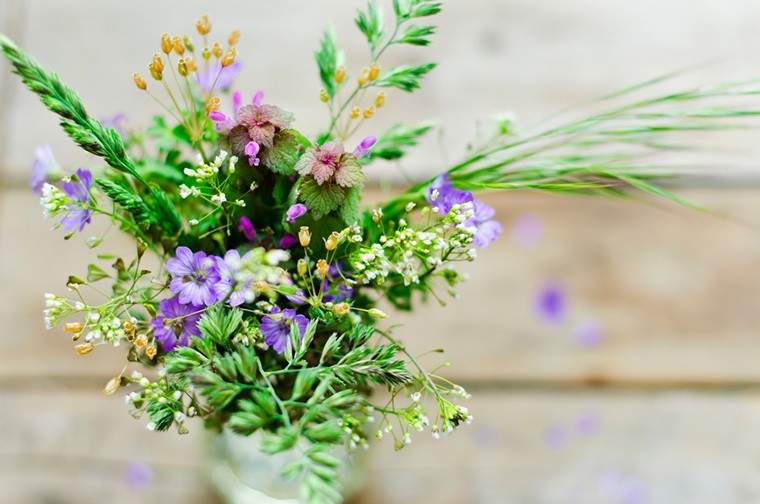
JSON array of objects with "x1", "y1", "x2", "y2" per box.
[
  {"x1": 410, "y1": 392, "x2": 421, "y2": 402},
  {"x1": 211, "y1": 193, "x2": 227, "y2": 205},
  {"x1": 189, "y1": 219, "x2": 199, "y2": 226}
]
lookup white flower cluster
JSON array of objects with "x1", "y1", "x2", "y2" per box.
[
  {"x1": 183, "y1": 150, "x2": 237, "y2": 180},
  {"x1": 43, "y1": 292, "x2": 80, "y2": 329},
  {"x1": 39, "y1": 183, "x2": 69, "y2": 219}
]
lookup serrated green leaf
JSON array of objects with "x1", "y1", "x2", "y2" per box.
[
  {"x1": 198, "y1": 305, "x2": 243, "y2": 345},
  {"x1": 355, "y1": 1, "x2": 384, "y2": 52},
  {"x1": 299, "y1": 178, "x2": 346, "y2": 218},
  {"x1": 86, "y1": 263, "x2": 110, "y2": 282},
  {"x1": 338, "y1": 186, "x2": 361, "y2": 225},
  {"x1": 375, "y1": 63, "x2": 437, "y2": 92},
  {"x1": 262, "y1": 128, "x2": 311, "y2": 175}
]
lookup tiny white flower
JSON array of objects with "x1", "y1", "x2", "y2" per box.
[
  {"x1": 189, "y1": 219, "x2": 199, "y2": 226},
  {"x1": 211, "y1": 193, "x2": 227, "y2": 205}
]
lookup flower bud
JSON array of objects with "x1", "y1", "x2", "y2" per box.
[
  {"x1": 363, "y1": 106, "x2": 376, "y2": 119},
  {"x1": 368, "y1": 308, "x2": 388, "y2": 319},
  {"x1": 375, "y1": 91, "x2": 386, "y2": 108},
  {"x1": 298, "y1": 226, "x2": 311, "y2": 247},
  {"x1": 371, "y1": 208, "x2": 383, "y2": 223},
  {"x1": 350, "y1": 106, "x2": 361, "y2": 120},
  {"x1": 297, "y1": 258, "x2": 308, "y2": 277},
  {"x1": 368, "y1": 64, "x2": 380, "y2": 81},
  {"x1": 228, "y1": 29, "x2": 241, "y2": 46},
  {"x1": 202, "y1": 47, "x2": 211, "y2": 60},
  {"x1": 151, "y1": 53, "x2": 164, "y2": 72},
  {"x1": 325, "y1": 231, "x2": 340, "y2": 251},
  {"x1": 133, "y1": 73, "x2": 148, "y2": 90},
  {"x1": 75, "y1": 343, "x2": 94, "y2": 356},
  {"x1": 145, "y1": 344, "x2": 157, "y2": 360},
  {"x1": 335, "y1": 66, "x2": 346, "y2": 84},
  {"x1": 221, "y1": 50, "x2": 235, "y2": 67},
  {"x1": 316, "y1": 259, "x2": 329, "y2": 279},
  {"x1": 177, "y1": 58, "x2": 188, "y2": 76},
  {"x1": 103, "y1": 376, "x2": 120, "y2": 395},
  {"x1": 185, "y1": 56, "x2": 198, "y2": 73},
  {"x1": 64, "y1": 322, "x2": 84, "y2": 334},
  {"x1": 205, "y1": 96, "x2": 221, "y2": 113},
  {"x1": 172, "y1": 36, "x2": 185, "y2": 55},
  {"x1": 212, "y1": 42, "x2": 223, "y2": 58},
  {"x1": 320, "y1": 89, "x2": 329, "y2": 103},
  {"x1": 196, "y1": 15, "x2": 212, "y2": 35},
  {"x1": 332, "y1": 303, "x2": 350, "y2": 316},
  {"x1": 161, "y1": 33, "x2": 172, "y2": 54},
  {"x1": 183, "y1": 35, "x2": 195, "y2": 52},
  {"x1": 134, "y1": 334, "x2": 147, "y2": 349}
]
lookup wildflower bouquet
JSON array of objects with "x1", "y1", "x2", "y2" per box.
[{"x1": 5, "y1": 1, "x2": 760, "y2": 502}]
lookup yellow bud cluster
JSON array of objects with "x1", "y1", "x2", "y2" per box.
[
  {"x1": 363, "y1": 106, "x2": 376, "y2": 119},
  {"x1": 178, "y1": 58, "x2": 189, "y2": 76},
  {"x1": 325, "y1": 231, "x2": 341, "y2": 251},
  {"x1": 185, "y1": 56, "x2": 198, "y2": 73},
  {"x1": 183, "y1": 36, "x2": 195, "y2": 52},
  {"x1": 202, "y1": 47, "x2": 211, "y2": 61},
  {"x1": 205, "y1": 96, "x2": 221, "y2": 113},
  {"x1": 368, "y1": 64, "x2": 380, "y2": 81},
  {"x1": 350, "y1": 106, "x2": 361, "y2": 120},
  {"x1": 161, "y1": 33, "x2": 172, "y2": 54},
  {"x1": 332, "y1": 303, "x2": 350, "y2": 316},
  {"x1": 133, "y1": 72, "x2": 147, "y2": 90},
  {"x1": 212, "y1": 42, "x2": 223, "y2": 58},
  {"x1": 75, "y1": 343, "x2": 94, "y2": 356},
  {"x1": 335, "y1": 66, "x2": 346, "y2": 84},
  {"x1": 172, "y1": 36, "x2": 186, "y2": 55},
  {"x1": 228, "y1": 30, "x2": 241, "y2": 46},
  {"x1": 375, "y1": 91, "x2": 386, "y2": 108},
  {"x1": 196, "y1": 15, "x2": 212, "y2": 36},
  {"x1": 320, "y1": 89, "x2": 329, "y2": 103},
  {"x1": 316, "y1": 259, "x2": 329, "y2": 279},
  {"x1": 221, "y1": 49, "x2": 236, "y2": 67}
]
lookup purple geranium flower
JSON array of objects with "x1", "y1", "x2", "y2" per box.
[
  {"x1": 123, "y1": 461, "x2": 153, "y2": 490},
  {"x1": 279, "y1": 233, "x2": 297, "y2": 249},
  {"x1": 101, "y1": 113, "x2": 128, "y2": 136},
  {"x1": 196, "y1": 61, "x2": 242, "y2": 93},
  {"x1": 353, "y1": 136, "x2": 377, "y2": 158},
  {"x1": 426, "y1": 174, "x2": 473, "y2": 214},
  {"x1": 286, "y1": 203, "x2": 307, "y2": 224},
  {"x1": 30, "y1": 145, "x2": 58, "y2": 194},
  {"x1": 151, "y1": 296, "x2": 203, "y2": 351},
  {"x1": 238, "y1": 216, "x2": 256, "y2": 241},
  {"x1": 536, "y1": 282, "x2": 566, "y2": 323},
  {"x1": 166, "y1": 246, "x2": 222, "y2": 306},
  {"x1": 260, "y1": 307, "x2": 309, "y2": 354},
  {"x1": 60, "y1": 168, "x2": 93, "y2": 232},
  {"x1": 214, "y1": 249, "x2": 251, "y2": 307},
  {"x1": 465, "y1": 200, "x2": 503, "y2": 248}
]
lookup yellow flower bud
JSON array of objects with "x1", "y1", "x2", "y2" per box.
[
  {"x1": 64, "y1": 322, "x2": 84, "y2": 334},
  {"x1": 185, "y1": 56, "x2": 198, "y2": 73},
  {"x1": 299, "y1": 226, "x2": 312, "y2": 247},
  {"x1": 177, "y1": 58, "x2": 188, "y2": 77},
  {"x1": 363, "y1": 106, "x2": 376, "y2": 119},
  {"x1": 172, "y1": 36, "x2": 185, "y2": 55},
  {"x1": 196, "y1": 15, "x2": 212, "y2": 36},
  {"x1": 368, "y1": 308, "x2": 388, "y2": 319},
  {"x1": 297, "y1": 258, "x2": 308, "y2": 277},
  {"x1": 205, "y1": 96, "x2": 221, "y2": 113},
  {"x1": 350, "y1": 106, "x2": 361, "y2": 120},
  {"x1": 212, "y1": 42, "x2": 223, "y2": 58},
  {"x1": 335, "y1": 66, "x2": 346, "y2": 84},
  {"x1": 151, "y1": 54, "x2": 164, "y2": 72},
  {"x1": 316, "y1": 259, "x2": 329, "y2": 279},
  {"x1": 202, "y1": 47, "x2": 211, "y2": 60},
  {"x1": 75, "y1": 343, "x2": 94, "y2": 356},
  {"x1": 134, "y1": 334, "x2": 147, "y2": 349},
  {"x1": 375, "y1": 91, "x2": 386, "y2": 108},
  {"x1": 253, "y1": 281, "x2": 270, "y2": 294},
  {"x1": 183, "y1": 35, "x2": 195, "y2": 52},
  {"x1": 320, "y1": 89, "x2": 329, "y2": 103},
  {"x1": 148, "y1": 62, "x2": 163, "y2": 81},
  {"x1": 133, "y1": 73, "x2": 148, "y2": 90},
  {"x1": 161, "y1": 33, "x2": 172, "y2": 54},
  {"x1": 325, "y1": 231, "x2": 340, "y2": 251},
  {"x1": 332, "y1": 303, "x2": 350, "y2": 316},
  {"x1": 145, "y1": 344, "x2": 157, "y2": 360},
  {"x1": 103, "y1": 376, "x2": 120, "y2": 395},
  {"x1": 221, "y1": 50, "x2": 235, "y2": 67},
  {"x1": 228, "y1": 29, "x2": 241, "y2": 46},
  {"x1": 368, "y1": 64, "x2": 380, "y2": 81}
]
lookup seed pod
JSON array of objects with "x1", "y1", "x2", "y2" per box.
[
  {"x1": 298, "y1": 226, "x2": 311, "y2": 247},
  {"x1": 172, "y1": 36, "x2": 185, "y2": 55},
  {"x1": 148, "y1": 63, "x2": 163, "y2": 81},
  {"x1": 368, "y1": 64, "x2": 380, "y2": 81},
  {"x1": 228, "y1": 29, "x2": 241, "y2": 46},
  {"x1": 103, "y1": 376, "x2": 120, "y2": 395},
  {"x1": 375, "y1": 91, "x2": 386, "y2": 108},
  {"x1": 221, "y1": 50, "x2": 235, "y2": 67},
  {"x1": 145, "y1": 344, "x2": 157, "y2": 360},
  {"x1": 202, "y1": 47, "x2": 211, "y2": 60},
  {"x1": 161, "y1": 33, "x2": 172, "y2": 54},
  {"x1": 332, "y1": 303, "x2": 350, "y2": 316},
  {"x1": 133, "y1": 73, "x2": 148, "y2": 90},
  {"x1": 183, "y1": 35, "x2": 195, "y2": 52},
  {"x1": 363, "y1": 106, "x2": 376, "y2": 119},
  {"x1": 335, "y1": 66, "x2": 346, "y2": 84},
  {"x1": 64, "y1": 322, "x2": 84, "y2": 334},
  {"x1": 350, "y1": 106, "x2": 361, "y2": 119},
  {"x1": 151, "y1": 53, "x2": 164, "y2": 72},
  {"x1": 185, "y1": 56, "x2": 198, "y2": 73},
  {"x1": 319, "y1": 89, "x2": 329, "y2": 103},
  {"x1": 368, "y1": 308, "x2": 388, "y2": 319},
  {"x1": 325, "y1": 231, "x2": 340, "y2": 251},
  {"x1": 177, "y1": 58, "x2": 188, "y2": 76},
  {"x1": 75, "y1": 343, "x2": 94, "y2": 356},
  {"x1": 297, "y1": 258, "x2": 308, "y2": 277},
  {"x1": 196, "y1": 15, "x2": 212, "y2": 35},
  {"x1": 134, "y1": 334, "x2": 147, "y2": 349},
  {"x1": 316, "y1": 259, "x2": 329, "y2": 279}
]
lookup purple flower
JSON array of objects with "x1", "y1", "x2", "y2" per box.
[
  {"x1": 426, "y1": 174, "x2": 473, "y2": 214},
  {"x1": 30, "y1": 145, "x2": 58, "y2": 194},
  {"x1": 286, "y1": 289, "x2": 307, "y2": 306},
  {"x1": 101, "y1": 113, "x2": 128, "y2": 136},
  {"x1": 286, "y1": 203, "x2": 307, "y2": 224},
  {"x1": 252, "y1": 90, "x2": 264, "y2": 106},
  {"x1": 573, "y1": 321, "x2": 605, "y2": 347},
  {"x1": 244, "y1": 141, "x2": 261, "y2": 166},
  {"x1": 536, "y1": 282, "x2": 566, "y2": 323},
  {"x1": 574, "y1": 412, "x2": 600, "y2": 437},
  {"x1": 151, "y1": 296, "x2": 203, "y2": 351},
  {"x1": 196, "y1": 61, "x2": 242, "y2": 93},
  {"x1": 213, "y1": 249, "x2": 251, "y2": 307},
  {"x1": 166, "y1": 246, "x2": 222, "y2": 306},
  {"x1": 466, "y1": 200, "x2": 503, "y2": 248},
  {"x1": 238, "y1": 216, "x2": 256, "y2": 241},
  {"x1": 279, "y1": 233, "x2": 297, "y2": 249},
  {"x1": 260, "y1": 307, "x2": 309, "y2": 354},
  {"x1": 232, "y1": 103, "x2": 293, "y2": 149},
  {"x1": 512, "y1": 214, "x2": 542, "y2": 248},
  {"x1": 543, "y1": 424, "x2": 568, "y2": 450},
  {"x1": 60, "y1": 168, "x2": 94, "y2": 232},
  {"x1": 232, "y1": 91, "x2": 242, "y2": 114},
  {"x1": 123, "y1": 461, "x2": 153, "y2": 489},
  {"x1": 294, "y1": 141, "x2": 366, "y2": 187},
  {"x1": 353, "y1": 136, "x2": 377, "y2": 158},
  {"x1": 209, "y1": 110, "x2": 234, "y2": 132}
]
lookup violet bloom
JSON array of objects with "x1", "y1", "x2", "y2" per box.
[
  {"x1": 151, "y1": 296, "x2": 203, "y2": 351},
  {"x1": 244, "y1": 141, "x2": 261, "y2": 166},
  {"x1": 573, "y1": 321, "x2": 605, "y2": 347},
  {"x1": 238, "y1": 216, "x2": 256, "y2": 241},
  {"x1": 123, "y1": 461, "x2": 153, "y2": 490},
  {"x1": 166, "y1": 246, "x2": 222, "y2": 306},
  {"x1": 209, "y1": 110, "x2": 234, "y2": 132},
  {"x1": 465, "y1": 200, "x2": 503, "y2": 248},
  {"x1": 512, "y1": 214, "x2": 542, "y2": 248},
  {"x1": 279, "y1": 233, "x2": 297, "y2": 249},
  {"x1": 232, "y1": 103, "x2": 293, "y2": 149},
  {"x1": 30, "y1": 145, "x2": 58, "y2": 194},
  {"x1": 60, "y1": 168, "x2": 94, "y2": 232},
  {"x1": 260, "y1": 307, "x2": 309, "y2": 354},
  {"x1": 252, "y1": 90, "x2": 264, "y2": 106},
  {"x1": 426, "y1": 174, "x2": 473, "y2": 214},
  {"x1": 543, "y1": 424, "x2": 568, "y2": 450},
  {"x1": 286, "y1": 203, "x2": 307, "y2": 224},
  {"x1": 232, "y1": 91, "x2": 242, "y2": 114},
  {"x1": 536, "y1": 282, "x2": 566, "y2": 324},
  {"x1": 101, "y1": 113, "x2": 128, "y2": 136},
  {"x1": 294, "y1": 141, "x2": 365, "y2": 187},
  {"x1": 214, "y1": 249, "x2": 250, "y2": 306},
  {"x1": 353, "y1": 135, "x2": 377, "y2": 158},
  {"x1": 196, "y1": 61, "x2": 242, "y2": 93}
]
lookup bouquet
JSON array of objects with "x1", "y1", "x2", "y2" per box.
[{"x1": 5, "y1": 2, "x2": 759, "y2": 502}]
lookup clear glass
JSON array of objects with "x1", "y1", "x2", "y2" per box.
[{"x1": 206, "y1": 429, "x2": 366, "y2": 504}]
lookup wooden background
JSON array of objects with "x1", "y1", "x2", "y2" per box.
[{"x1": 3, "y1": 1, "x2": 760, "y2": 503}]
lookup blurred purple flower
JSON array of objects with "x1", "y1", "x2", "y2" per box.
[
  {"x1": 214, "y1": 249, "x2": 251, "y2": 307},
  {"x1": 599, "y1": 470, "x2": 647, "y2": 504},
  {"x1": 30, "y1": 145, "x2": 58, "y2": 194},
  {"x1": 166, "y1": 247, "x2": 222, "y2": 306},
  {"x1": 536, "y1": 282, "x2": 566, "y2": 323},
  {"x1": 252, "y1": 90, "x2": 264, "y2": 106},
  {"x1": 151, "y1": 296, "x2": 203, "y2": 351},
  {"x1": 279, "y1": 233, "x2": 297, "y2": 249},
  {"x1": 574, "y1": 321, "x2": 606, "y2": 347},
  {"x1": 426, "y1": 174, "x2": 473, "y2": 214},
  {"x1": 60, "y1": 168, "x2": 93, "y2": 232},
  {"x1": 123, "y1": 461, "x2": 153, "y2": 489},
  {"x1": 574, "y1": 412, "x2": 600, "y2": 437},
  {"x1": 466, "y1": 200, "x2": 503, "y2": 248},
  {"x1": 543, "y1": 424, "x2": 568, "y2": 450},
  {"x1": 511, "y1": 214, "x2": 542, "y2": 248},
  {"x1": 353, "y1": 135, "x2": 377, "y2": 158},
  {"x1": 232, "y1": 91, "x2": 242, "y2": 114},
  {"x1": 101, "y1": 113, "x2": 128, "y2": 136},
  {"x1": 260, "y1": 307, "x2": 309, "y2": 354},
  {"x1": 196, "y1": 61, "x2": 242, "y2": 92},
  {"x1": 286, "y1": 203, "x2": 307, "y2": 224},
  {"x1": 238, "y1": 216, "x2": 256, "y2": 241}
]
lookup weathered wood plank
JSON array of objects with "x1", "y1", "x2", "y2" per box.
[
  {"x1": 3, "y1": 389, "x2": 760, "y2": 503},
  {"x1": 3, "y1": 187, "x2": 760, "y2": 384}
]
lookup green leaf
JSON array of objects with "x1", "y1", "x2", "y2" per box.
[
  {"x1": 261, "y1": 427, "x2": 298, "y2": 454},
  {"x1": 299, "y1": 178, "x2": 346, "y2": 218},
  {"x1": 367, "y1": 122, "x2": 434, "y2": 161},
  {"x1": 261, "y1": 129, "x2": 311, "y2": 175},
  {"x1": 164, "y1": 347, "x2": 208, "y2": 374},
  {"x1": 86, "y1": 263, "x2": 110, "y2": 282},
  {"x1": 315, "y1": 28, "x2": 341, "y2": 98},
  {"x1": 375, "y1": 63, "x2": 437, "y2": 92},
  {"x1": 95, "y1": 179, "x2": 156, "y2": 227},
  {"x1": 411, "y1": 1, "x2": 443, "y2": 18},
  {"x1": 229, "y1": 411, "x2": 265, "y2": 434},
  {"x1": 198, "y1": 305, "x2": 243, "y2": 345},
  {"x1": 338, "y1": 186, "x2": 361, "y2": 225},
  {"x1": 355, "y1": 1, "x2": 384, "y2": 52},
  {"x1": 334, "y1": 155, "x2": 366, "y2": 188},
  {"x1": 397, "y1": 24, "x2": 436, "y2": 46},
  {"x1": 292, "y1": 368, "x2": 319, "y2": 400}
]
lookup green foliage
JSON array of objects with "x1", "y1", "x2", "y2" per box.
[
  {"x1": 397, "y1": 24, "x2": 436, "y2": 46},
  {"x1": 197, "y1": 305, "x2": 243, "y2": 345},
  {"x1": 315, "y1": 28, "x2": 341, "y2": 98},
  {"x1": 299, "y1": 178, "x2": 347, "y2": 218},
  {"x1": 375, "y1": 63, "x2": 437, "y2": 92},
  {"x1": 393, "y1": 0, "x2": 443, "y2": 20},
  {"x1": 366, "y1": 122, "x2": 434, "y2": 161},
  {"x1": 355, "y1": 1, "x2": 385, "y2": 53},
  {"x1": 95, "y1": 179, "x2": 156, "y2": 227},
  {"x1": 262, "y1": 129, "x2": 311, "y2": 175},
  {"x1": 338, "y1": 186, "x2": 361, "y2": 224}
]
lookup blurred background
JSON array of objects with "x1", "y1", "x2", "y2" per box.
[{"x1": 3, "y1": 1, "x2": 760, "y2": 503}]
